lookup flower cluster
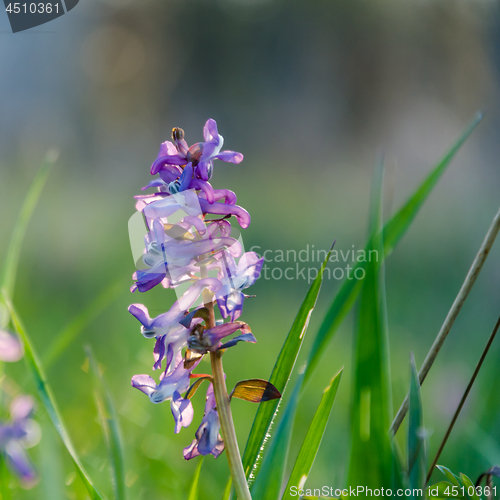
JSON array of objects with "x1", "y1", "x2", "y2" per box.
[
  {"x1": 0, "y1": 330, "x2": 39, "y2": 487},
  {"x1": 129, "y1": 119, "x2": 268, "y2": 459}
]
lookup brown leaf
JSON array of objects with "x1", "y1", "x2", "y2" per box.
[{"x1": 230, "y1": 379, "x2": 281, "y2": 403}]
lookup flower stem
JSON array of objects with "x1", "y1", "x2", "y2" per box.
[{"x1": 205, "y1": 299, "x2": 252, "y2": 500}]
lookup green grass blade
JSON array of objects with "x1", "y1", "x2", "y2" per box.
[
  {"x1": 3, "y1": 293, "x2": 105, "y2": 500},
  {"x1": 221, "y1": 478, "x2": 232, "y2": 500},
  {"x1": 382, "y1": 112, "x2": 482, "y2": 254},
  {"x1": 408, "y1": 353, "x2": 426, "y2": 492},
  {"x1": 282, "y1": 369, "x2": 343, "y2": 500},
  {"x1": 251, "y1": 377, "x2": 303, "y2": 500},
  {"x1": 43, "y1": 279, "x2": 125, "y2": 369},
  {"x1": 240, "y1": 246, "x2": 334, "y2": 486},
  {"x1": 187, "y1": 458, "x2": 204, "y2": 500},
  {"x1": 0, "y1": 151, "x2": 57, "y2": 327},
  {"x1": 86, "y1": 346, "x2": 126, "y2": 500},
  {"x1": 303, "y1": 112, "x2": 483, "y2": 386},
  {"x1": 347, "y1": 162, "x2": 395, "y2": 489}
]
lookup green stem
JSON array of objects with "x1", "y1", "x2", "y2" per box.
[{"x1": 204, "y1": 299, "x2": 252, "y2": 500}]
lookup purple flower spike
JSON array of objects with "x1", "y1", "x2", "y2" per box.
[
  {"x1": 0, "y1": 330, "x2": 23, "y2": 362},
  {"x1": 183, "y1": 384, "x2": 224, "y2": 460},
  {"x1": 0, "y1": 395, "x2": 38, "y2": 488},
  {"x1": 217, "y1": 252, "x2": 264, "y2": 321}
]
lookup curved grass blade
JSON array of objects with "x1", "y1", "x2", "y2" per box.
[
  {"x1": 86, "y1": 346, "x2": 126, "y2": 500},
  {"x1": 0, "y1": 150, "x2": 57, "y2": 327},
  {"x1": 187, "y1": 458, "x2": 204, "y2": 500},
  {"x1": 43, "y1": 279, "x2": 125, "y2": 369},
  {"x1": 303, "y1": 112, "x2": 483, "y2": 387},
  {"x1": 240, "y1": 244, "x2": 334, "y2": 486},
  {"x1": 251, "y1": 377, "x2": 303, "y2": 500},
  {"x1": 282, "y1": 368, "x2": 343, "y2": 500},
  {"x1": 3, "y1": 293, "x2": 104, "y2": 500},
  {"x1": 408, "y1": 353, "x2": 426, "y2": 493},
  {"x1": 347, "y1": 160, "x2": 395, "y2": 489},
  {"x1": 221, "y1": 478, "x2": 232, "y2": 500}
]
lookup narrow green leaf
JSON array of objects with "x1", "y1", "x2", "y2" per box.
[
  {"x1": 240, "y1": 245, "x2": 334, "y2": 485},
  {"x1": 347, "y1": 161, "x2": 395, "y2": 489},
  {"x1": 231, "y1": 379, "x2": 281, "y2": 403},
  {"x1": 221, "y1": 477, "x2": 232, "y2": 500},
  {"x1": 185, "y1": 376, "x2": 213, "y2": 400},
  {"x1": 187, "y1": 458, "x2": 204, "y2": 500},
  {"x1": 459, "y1": 474, "x2": 480, "y2": 500},
  {"x1": 303, "y1": 113, "x2": 483, "y2": 386},
  {"x1": 43, "y1": 279, "x2": 125, "y2": 369},
  {"x1": 408, "y1": 353, "x2": 426, "y2": 493},
  {"x1": 436, "y1": 466, "x2": 461, "y2": 488},
  {"x1": 0, "y1": 150, "x2": 57, "y2": 327},
  {"x1": 3, "y1": 293, "x2": 104, "y2": 500},
  {"x1": 251, "y1": 377, "x2": 303, "y2": 500},
  {"x1": 37, "y1": 422, "x2": 65, "y2": 500},
  {"x1": 282, "y1": 369, "x2": 343, "y2": 500},
  {"x1": 86, "y1": 346, "x2": 126, "y2": 500}
]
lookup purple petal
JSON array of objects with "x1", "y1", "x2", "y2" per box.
[
  {"x1": 153, "y1": 336, "x2": 166, "y2": 371},
  {"x1": 176, "y1": 278, "x2": 222, "y2": 311},
  {"x1": 0, "y1": 330, "x2": 23, "y2": 362},
  {"x1": 199, "y1": 199, "x2": 251, "y2": 229},
  {"x1": 171, "y1": 391, "x2": 194, "y2": 434},
  {"x1": 183, "y1": 439, "x2": 201, "y2": 460},
  {"x1": 132, "y1": 272, "x2": 166, "y2": 293},
  {"x1": 180, "y1": 215, "x2": 207, "y2": 235},
  {"x1": 215, "y1": 151, "x2": 244, "y2": 164},
  {"x1": 131, "y1": 374, "x2": 157, "y2": 396},
  {"x1": 197, "y1": 409, "x2": 224, "y2": 458},
  {"x1": 237, "y1": 253, "x2": 264, "y2": 288},
  {"x1": 152, "y1": 218, "x2": 166, "y2": 246},
  {"x1": 165, "y1": 343, "x2": 175, "y2": 373},
  {"x1": 212, "y1": 189, "x2": 237, "y2": 205},
  {"x1": 176, "y1": 163, "x2": 193, "y2": 192},
  {"x1": 204, "y1": 322, "x2": 251, "y2": 348},
  {"x1": 217, "y1": 290, "x2": 244, "y2": 321},
  {"x1": 189, "y1": 178, "x2": 215, "y2": 204},
  {"x1": 128, "y1": 304, "x2": 152, "y2": 329},
  {"x1": 219, "y1": 333, "x2": 257, "y2": 350},
  {"x1": 5, "y1": 441, "x2": 38, "y2": 487},
  {"x1": 195, "y1": 161, "x2": 211, "y2": 181},
  {"x1": 10, "y1": 396, "x2": 34, "y2": 421},
  {"x1": 203, "y1": 119, "x2": 219, "y2": 142},
  {"x1": 141, "y1": 178, "x2": 167, "y2": 191},
  {"x1": 158, "y1": 165, "x2": 183, "y2": 183},
  {"x1": 151, "y1": 142, "x2": 187, "y2": 174}
]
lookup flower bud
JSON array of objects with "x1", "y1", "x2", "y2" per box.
[{"x1": 172, "y1": 127, "x2": 185, "y2": 142}]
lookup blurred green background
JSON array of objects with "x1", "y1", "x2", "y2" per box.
[{"x1": 1, "y1": 0, "x2": 500, "y2": 498}]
